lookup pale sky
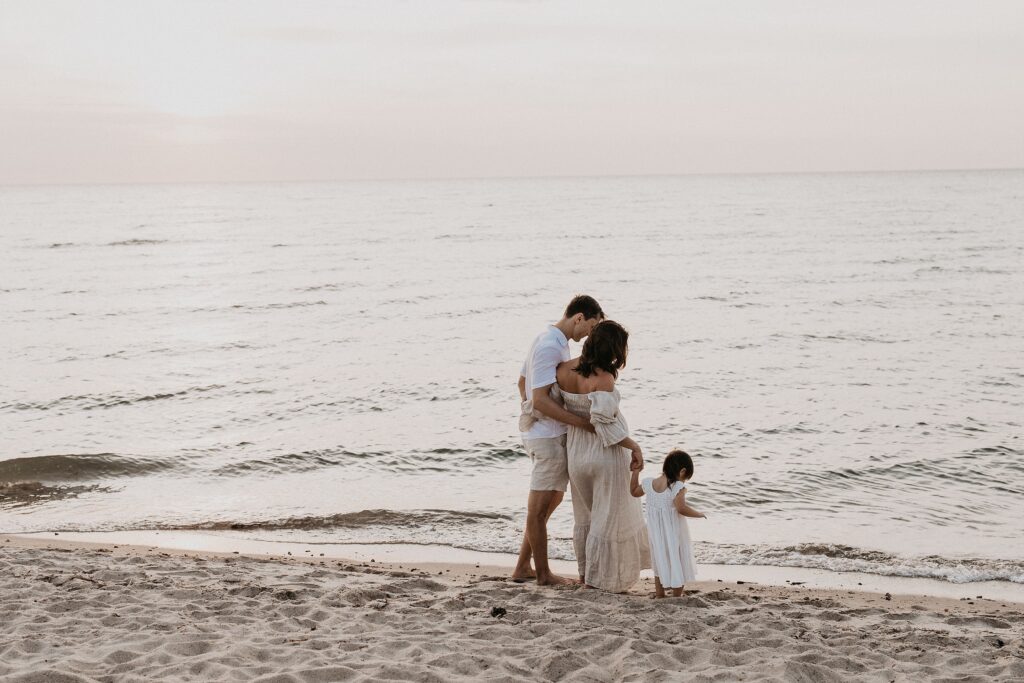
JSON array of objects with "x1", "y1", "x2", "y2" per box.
[{"x1": 1, "y1": 0, "x2": 1022, "y2": 184}]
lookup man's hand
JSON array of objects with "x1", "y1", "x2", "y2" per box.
[{"x1": 532, "y1": 384, "x2": 595, "y2": 433}]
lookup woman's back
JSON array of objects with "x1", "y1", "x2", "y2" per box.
[{"x1": 556, "y1": 359, "x2": 615, "y2": 395}]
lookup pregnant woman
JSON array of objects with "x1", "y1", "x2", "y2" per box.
[{"x1": 555, "y1": 320, "x2": 651, "y2": 592}]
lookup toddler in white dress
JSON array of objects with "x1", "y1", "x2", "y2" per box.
[{"x1": 630, "y1": 449, "x2": 707, "y2": 598}]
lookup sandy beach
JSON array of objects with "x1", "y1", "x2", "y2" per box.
[{"x1": 1, "y1": 534, "x2": 1021, "y2": 682}]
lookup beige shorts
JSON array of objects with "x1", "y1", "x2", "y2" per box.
[{"x1": 523, "y1": 434, "x2": 569, "y2": 492}]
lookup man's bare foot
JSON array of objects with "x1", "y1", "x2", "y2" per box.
[
  {"x1": 510, "y1": 569, "x2": 536, "y2": 583},
  {"x1": 536, "y1": 573, "x2": 579, "y2": 587}
]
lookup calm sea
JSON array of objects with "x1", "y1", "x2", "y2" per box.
[{"x1": 2, "y1": 171, "x2": 1022, "y2": 584}]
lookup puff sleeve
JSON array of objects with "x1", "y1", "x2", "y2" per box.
[{"x1": 588, "y1": 391, "x2": 629, "y2": 448}]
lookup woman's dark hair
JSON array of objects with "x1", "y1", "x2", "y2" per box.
[
  {"x1": 564, "y1": 295, "x2": 604, "y2": 321},
  {"x1": 663, "y1": 450, "x2": 695, "y2": 485},
  {"x1": 574, "y1": 320, "x2": 628, "y2": 378}
]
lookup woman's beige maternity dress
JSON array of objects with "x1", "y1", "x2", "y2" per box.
[{"x1": 559, "y1": 388, "x2": 650, "y2": 592}]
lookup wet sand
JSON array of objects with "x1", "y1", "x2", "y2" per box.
[{"x1": 1, "y1": 534, "x2": 1022, "y2": 682}]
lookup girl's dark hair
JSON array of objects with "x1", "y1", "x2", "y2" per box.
[
  {"x1": 663, "y1": 450, "x2": 694, "y2": 486},
  {"x1": 574, "y1": 320, "x2": 628, "y2": 378}
]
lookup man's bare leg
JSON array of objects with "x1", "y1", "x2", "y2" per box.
[
  {"x1": 513, "y1": 489, "x2": 567, "y2": 581},
  {"x1": 511, "y1": 533, "x2": 534, "y2": 581},
  {"x1": 509, "y1": 491, "x2": 573, "y2": 581},
  {"x1": 524, "y1": 489, "x2": 574, "y2": 586}
]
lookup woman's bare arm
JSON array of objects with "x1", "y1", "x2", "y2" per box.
[{"x1": 616, "y1": 437, "x2": 644, "y2": 471}]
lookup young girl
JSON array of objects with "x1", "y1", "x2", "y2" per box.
[{"x1": 630, "y1": 449, "x2": 706, "y2": 598}]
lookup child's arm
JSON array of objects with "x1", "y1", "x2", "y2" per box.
[
  {"x1": 629, "y1": 468, "x2": 644, "y2": 498},
  {"x1": 673, "y1": 489, "x2": 707, "y2": 518}
]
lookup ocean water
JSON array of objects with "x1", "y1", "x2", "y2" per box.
[{"x1": 2, "y1": 171, "x2": 1023, "y2": 585}]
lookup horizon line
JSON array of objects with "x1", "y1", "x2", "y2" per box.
[{"x1": 2, "y1": 166, "x2": 1022, "y2": 189}]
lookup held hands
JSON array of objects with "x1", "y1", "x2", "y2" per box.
[{"x1": 629, "y1": 446, "x2": 644, "y2": 472}]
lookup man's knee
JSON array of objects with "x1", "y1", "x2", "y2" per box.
[
  {"x1": 527, "y1": 506, "x2": 550, "y2": 524},
  {"x1": 527, "y1": 491, "x2": 559, "y2": 522}
]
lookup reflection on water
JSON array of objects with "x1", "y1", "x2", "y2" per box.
[{"x1": 0, "y1": 481, "x2": 106, "y2": 509}]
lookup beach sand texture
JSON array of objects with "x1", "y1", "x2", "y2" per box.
[{"x1": 1, "y1": 538, "x2": 1022, "y2": 682}]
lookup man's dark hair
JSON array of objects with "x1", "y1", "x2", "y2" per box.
[
  {"x1": 564, "y1": 295, "x2": 604, "y2": 321},
  {"x1": 574, "y1": 320, "x2": 628, "y2": 378},
  {"x1": 663, "y1": 450, "x2": 695, "y2": 485}
]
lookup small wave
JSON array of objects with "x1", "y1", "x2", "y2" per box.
[
  {"x1": 176, "y1": 508, "x2": 510, "y2": 532},
  {"x1": 106, "y1": 239, "x2": 167, "y2": 246},
  {"x1": 752, "y1": 423, "x2": 821, "y2": 435},
  {"x1": 699, "y1": 542, "x2": 1024, "y2": 585},
  {"x1": 210, "y1": 447, "x2": 385, "y2": 477},
  {"x1": 210, "y1": 445, "x2": 523, "y2": 477},
  {"x1": 0, "y1": 453, "x2": 178, "y2": 483},
  {"x1": 0, "y1": 481, "x2": 105, "y2": 509},
  {"x1": 784, "y1": 447, "x2": 1022, "y2": 493},
  {"x1": 193, "y1": 301, "x2": 328, "y2": 313},
  {"x1": 800, "y1": 333, "x2": 904, "y2": 344},
  {"x1": 295, "y1": 283, "x2": 360, "y2": 292},
  {"x1": 237, "y1": 301, "x2": 327, "y2": 310},
  {"x1": 415, "y1": 446, "x2": 523, "y2": 470},
  {"x1": 1, "y1": 384, "x2": 226, "y2": 413}
]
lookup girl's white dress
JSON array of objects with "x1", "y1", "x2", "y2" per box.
[{"x1": 641, "y1": 478, "x2": 697, "y2": 588}]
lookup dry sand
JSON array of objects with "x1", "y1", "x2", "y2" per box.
[{"x1": 1, "y1": 534, "x2": 1022, "y2": 682}]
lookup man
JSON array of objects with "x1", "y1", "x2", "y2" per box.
[{"x1": 513, "y1": 295, "x2": 604, "y2": 585}]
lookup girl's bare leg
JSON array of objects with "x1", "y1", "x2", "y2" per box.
[
  {"x1": 654, "y1": 577, "x2": 666, "y2": 599},
  {"x1": 671, "y1": 586, "x2": 683, "y2": 598}
]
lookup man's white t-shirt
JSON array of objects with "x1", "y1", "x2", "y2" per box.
[{"x1": 520, "y1": 325, "x2": 571, "y2": 440}]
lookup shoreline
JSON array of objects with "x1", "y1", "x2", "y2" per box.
[
  {"x1": 6, "y1": 530, "x2": 1024, "y2": 606},
  {"x1": 2, "y1": 532, "x2": 1023, "y2": 681}
]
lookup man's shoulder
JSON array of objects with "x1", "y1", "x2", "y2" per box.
[{"x1": 529, "y1": 326, "x2": 561, "y2": 350}]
